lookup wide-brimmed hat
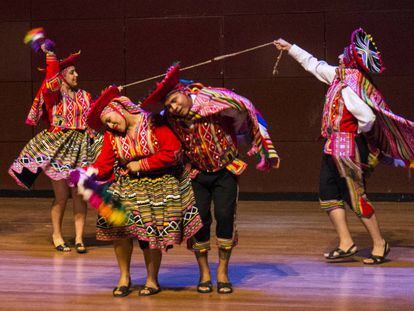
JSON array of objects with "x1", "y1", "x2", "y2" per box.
[
  {"x1": 37, "y1": 50, "x2": 81, "y2": 72},
  {"x1": 343, "y1": 28, "x2": 384, "y2": 74},
  {"x1": 88, "y1": 86, "x2": 143, "y2": 132},
  {"x1": 139, "y1": 63, "x2": 181, "y2": 113},
  {"x1": 87, "y1": 86, "x2": 122, "y2": 131}
]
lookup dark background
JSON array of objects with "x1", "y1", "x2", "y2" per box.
[{"x1": 1, "y1": 0, "x2": 414, "y2": 194}]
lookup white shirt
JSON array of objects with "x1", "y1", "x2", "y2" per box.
[{"x1": 288, "y1": 44, "x2": 376, "y2": 133}]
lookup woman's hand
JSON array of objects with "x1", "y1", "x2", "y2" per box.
[
  {"x1": 40, "y1": 39, "x2": 56, "y2": 55},
  {"x1": 126, "y1": 161, "x2": 140, "y2": 173},
  {"x1": 273, "y1": 38, "x2": 292, "y2": 51},
  {"x1": 40, "y1": 43, "x2": 52, "y2": 54}
]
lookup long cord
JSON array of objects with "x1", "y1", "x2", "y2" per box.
[{"x1": 121, "y1": 41, "x2": 281, "y2": 88}]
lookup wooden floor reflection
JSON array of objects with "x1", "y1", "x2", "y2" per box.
[{"x1": 0, "y1": 198, "x2": 413, "y2": 311}]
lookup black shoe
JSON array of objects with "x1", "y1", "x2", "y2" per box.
[
  {"x1": 217, "y1": 282, "x2": 233, "y2": 294},
  {"x1": 75, "y1": 243, "x2": 87, "y2": 254},
  {"x1": 113, "y1": 279, "x2": 132, "y2": 297},
  {"x1": 324, "y1": 244, "x2": 357, "y2": 259},
  {"x1": 197, "y1": 280, "x2": 213, "y2": 294},
  {"x1": 363, "y1": 242, "x2": 390, "y2": 265},
  {"x1": 139, "y1": 286, "x2": 161, "y2": 296}
]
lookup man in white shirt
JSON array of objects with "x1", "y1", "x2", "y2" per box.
[{"x1": 274, "y1": 31, "x2": 390, "y2": 265}]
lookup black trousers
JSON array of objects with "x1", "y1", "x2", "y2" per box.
[
  {"x1": 319, "y1": 135, "x2": 370, "y2": 211},
  {"x1": 191, "y1": 169, "x2": 238, "y2": 249}
]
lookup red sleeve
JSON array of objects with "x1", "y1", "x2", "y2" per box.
[
  {"x1": 91, "y1": 131, "x2": 116, "y2": 180},
  {"x1": 43, "y1": 53, "x2": 62, "y2": 93},
  {"x1": 45, "y1": 53, "x2": 60, "y2": 80},
  {"x1": 136, "y1": 125, "x2": 182, "y2": 171},
  {"x1": 41, "y1": 53, "x2": 61, "y2": 119}
]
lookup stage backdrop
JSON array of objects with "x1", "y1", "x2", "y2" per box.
[{"x1": 1, "y1": 0, "x2": 414, "y2": 194}]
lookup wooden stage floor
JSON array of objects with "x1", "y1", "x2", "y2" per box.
[{"x1": 0, "y1": 198, "x2": 413, "y2": 311}]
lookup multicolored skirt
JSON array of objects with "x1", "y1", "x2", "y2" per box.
[
  {"x1": 96, "y1": 168, "x2": 203, "y2": 250},
  {"x1": 8, "y1": 129, "x2": 103, "y2": 189}
]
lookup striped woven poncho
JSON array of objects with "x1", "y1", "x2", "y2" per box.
[
  {"x1": 186, "y1": 86, "x2": 280, "y2": 172},
  {"x1": 200, "y1": 87, "x2": 278, "y2": 161},
  {"x1": 339, "y1": 68, "x2": 414, "y2": 167}
]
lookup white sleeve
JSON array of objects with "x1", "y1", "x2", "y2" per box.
[
  {"x1": 288, "y1": 44, "x2": 337, "y2": 85},
  {"x1": 341, "y1": 87, "x2": 376, "y2": 133}
]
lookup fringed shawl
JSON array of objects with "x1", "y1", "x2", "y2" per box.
[
  {"x1": 338, "y1": 68, "x2": 414, "y2": 166},
  {"x1": 191, "y1": 87, "x2": 280, "y2": 168}
]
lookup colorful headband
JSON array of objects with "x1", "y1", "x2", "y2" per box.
[
  {"x1": 100, "y1": 101, "x2": 127, "y2": 121},
  {"x1": 88, "y1": 86, "x2": 142, "y2": 131}
]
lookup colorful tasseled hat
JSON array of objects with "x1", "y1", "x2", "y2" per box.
[
  {"x1": 140, "y1": 63, "x2": 181, "y2": 113},
  {"x1": 343, "y1": 28, "x2": 385, "y2": 74}
]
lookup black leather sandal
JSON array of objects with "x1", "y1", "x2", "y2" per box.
[
  {"x1": 75, "y1": 243, "x2": 87, "y2": 254},
  {"x1": 55, "y1": 243, "x2": 71, "y2": 252},
  {"x1": 217, "y1": 282, "x2": 233, "y2": 294},
  {"x1": 364, "y1": 242, "x2": 390, "y2": 265},
  {"x1": 139, "y1": 286, "x2": 161, "y2": 296},
  {"x1": 197, "y1": 280, "x2": 213, "y2": 293},
  {"x1": 324, "y1": 244, "x2": 357, "y2": 259},
  {"x1": 113, "y1": 279, "x2": 132, "y2": 297}
]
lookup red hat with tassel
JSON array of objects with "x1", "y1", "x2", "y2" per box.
[{"x1": 139, "y1": 63, "x2": 181, "y2": 113}]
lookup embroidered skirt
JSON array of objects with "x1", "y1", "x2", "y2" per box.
[
  {"x1": 96, "y1": 169, "x2": 203, "y2": 250},
  {"x1": 8, "y1": 129, "x2": 103, "y2": 189}
]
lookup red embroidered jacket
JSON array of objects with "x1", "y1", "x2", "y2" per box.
[
  {"x1": 26, "y1": 53, "x2": 92, "y2": 131},
  {"x1": 322, "y1": 80, "x2": 359, "y2": 137},
  {"x1": 92, "y1": 120, "x2": 182, "y2": 181}
]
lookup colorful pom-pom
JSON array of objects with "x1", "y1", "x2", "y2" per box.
[
  {"x1": 72, "y1": 168, "x2": 127, "y2": 226},
  {"x1": 110, "y1": 210, "x2": 126, "y2": 226},
  {"x1": 89, "y1": 192, "x2": 103, "y2": 208},
  {"x1": 43, "y1": 38, "x2": 56, "y2": 52},
  {"x1": 24, "y1": 27, "x2": 45, "y2": 44},
  {"x1": 69, "y1": 169, "x2": 81, "y2": 184},
  {"x1": 98, "y1": 203, "x2": 112, "y2": 219},
  {"x1": 23, "y1": 27, "x2": 55, "y2": 53}
]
